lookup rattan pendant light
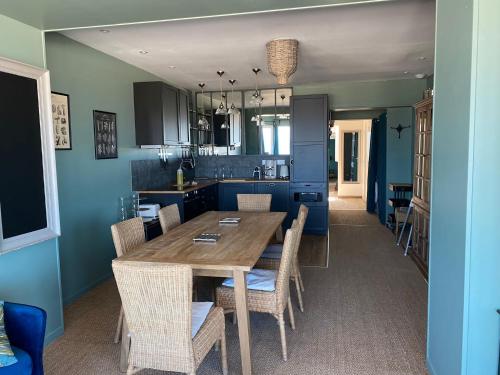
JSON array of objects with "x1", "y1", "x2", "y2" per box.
[{"x1": 266, "y1": 38, "x2": 299, "y2": 85}]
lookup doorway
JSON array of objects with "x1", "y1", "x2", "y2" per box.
[{"x1": 328, "y1": 119, "x2": 372, "y2": 211}]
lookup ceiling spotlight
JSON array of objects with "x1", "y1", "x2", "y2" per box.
[
  {"x1": 403, "y1": 71, "x2": 409, "y2": 75},
  {"x1": 418, "y1": 56, "x2": 427, "y2": 61},
  {"x1": 99, "y1": 29, "x2": 110, "y2": 33},
  {"x1": 415, "y1": 73, "x2": 426, "y2": 79},
  {"x1": 168, "y1": 65, "x2": 176, "y2": 69},
  {"x1": 138, "y1": 50, "x2": 149, "y2": 55}
]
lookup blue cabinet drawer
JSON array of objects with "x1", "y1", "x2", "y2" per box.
[
  {"x1": 218, "y1": 183, "x2": 255, "y2": 211},
  {"x1": 255, "y1": 182, "x2": 289, "y2": 212},
  {"x1": 290, "y1": 202, "x2": 328, "y2": 235}
]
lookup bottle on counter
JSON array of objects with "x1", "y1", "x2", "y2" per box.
[{"x1": 177, "y1": 165, "x2": 184, "y2": 191}]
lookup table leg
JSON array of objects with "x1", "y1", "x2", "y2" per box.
[
  {"x1": 119, "y1": 315, "x2": 130, "y2": 372},
  {"x1": 234, "y1": 270, "x2": 252, "y2": 375}
]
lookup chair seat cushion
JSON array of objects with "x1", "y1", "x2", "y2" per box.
[
  {"x1": 222, "y1": 269, "x2": 277, "y2": 292},
  {"x1": 192, "y1": 302, "x2": 213, "y2": 338},
  {"x1": 0, "y1": 346, "x2": 32, "y2": 375},
  {"x1": 260, "y1": 244, "x2": 283, "y2": 259}
]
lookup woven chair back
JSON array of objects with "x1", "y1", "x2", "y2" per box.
[
  {"x1": 158, "y1": 204, "x2": 181, "y2": 234},
  {"x1": 275, "y1": 220, "x2": 299, "y2": 310},
  {"x1": 111, "y1": 217, "x2": 145, "y2": 257},
  {"x1": 112, "y1": 261, "x2": 194, "y2": 373},
  {"x1": 237, "y1": 194, "x2": 272, "y2": 212}
]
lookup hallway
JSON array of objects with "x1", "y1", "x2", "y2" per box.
[{"x1": 45, "y1": 210, "x2": 428, "y2": 375}]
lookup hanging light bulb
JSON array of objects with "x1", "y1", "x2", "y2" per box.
[
  {"x1": 277, "y1": 94, "x2": 289, "y2": 120},
  {"x1": 251, "y1": 68, "x2": 264, "y2": 105},
  {"x1": 197, "y1": 83, "x2": 210, "y2": 130},
  {"x1": 215, "y1": 70, "x2": 227, "y2": 115},
  {"x1": 227, "y1": 79, "x2": 239, "y2": 115}
]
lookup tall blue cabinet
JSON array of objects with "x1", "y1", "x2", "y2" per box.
[{"x1": 290, "y1": 94, "x2": 329, "y2": 235}]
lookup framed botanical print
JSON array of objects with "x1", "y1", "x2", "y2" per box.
[
  {"x1": 51, "y1": 92, "x2": 72, "y2": 150},
  {"x1": 93, "y1": 110, "x2": 118, "y2": 159}
]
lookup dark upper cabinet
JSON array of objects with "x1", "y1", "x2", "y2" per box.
[
  {"x1": 134, "y1": 81, "x2": 190, "y2": 146},
  {"x1": 291, "y1": 95, "x2": 328, "y2": 144},
  {"x1": 291, "y1": 143, "x2": 326, "y2": 182},
  {"x1": 178, "y1": 90, "x2": 190, "y2": 144},
  {"x1": 161, "y1": 84, "x2": 179, "y2": 144},
  {"x1": 290, "y1": 94, "x2": 328, "y2": 183}
]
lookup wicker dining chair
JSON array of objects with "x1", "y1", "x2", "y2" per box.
[
  {"x1": 158, "y1": 203, "x2": 182, "y2": 233},
  {"x1": 112, "y1": 261, "x2": 228, "y2": 375},
  {"x1": 256, "y1": 204, "x2": 308, "y2": 312},
  {"x1": 110, "y1": 217, "x2": 145, "y2": 344},
  {"x1": 237, "y1": 193, "x2": 272, "y2": 212},
  {"x1": 216, "y1": 221, "x2": 299, "y2": 361},
  {"x1": 237, "y1": 193, "x2": 284, "y2": 241}
]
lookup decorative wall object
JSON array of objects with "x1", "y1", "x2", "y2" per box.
[
  {"x1": 51, "y1": 92, "x2": 72, "y2": 150},
  {"x1": 93, "y1": 110, "x2": 117, "y2": 159},
  {"x1": 266, "y1": 39, "x2": 299, "y2": 85}
]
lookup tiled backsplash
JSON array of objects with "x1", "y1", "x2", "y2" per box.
[
  {"x1": 132, "y1": 154, "x2": 290, "y2": 190},
  {"x1": 131, "y1": 158, "x2": 195, "y2": 191},
  {"x1": 195, "y1": 155, "x2": 290, "y2": 179}
]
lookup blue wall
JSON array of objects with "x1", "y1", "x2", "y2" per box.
[
  {"x1": 385, "y1": 107, "x2": 414, "y2": 222},
  {"x1": 464, "y1": 1, "x2": 500, "y2": 372},
  {"x1": 428, "y1": 0, "x2": 500, "y2": 374},
  {"x1": 45, "y1": 33, "x2": 168, "y2": 305},
  {"x1": 0, "y1": 14, "x2": 64, "y2": 344}
]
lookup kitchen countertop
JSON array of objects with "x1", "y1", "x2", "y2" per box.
[{"x1": 137, "y1": 178, "x2": 289, "y2": 194}]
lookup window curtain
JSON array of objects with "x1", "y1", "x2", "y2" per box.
[
  {"x1": 366, "y1": 113, "x2": 387, "y2": 224},
  {"x1": 366, "y1": 119, "x2": 378, "y2": 213},
  {"x1": 376, "y1": 113, "x2": 387, "y2": 224}
]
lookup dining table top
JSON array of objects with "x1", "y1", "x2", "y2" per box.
[{"x1": 116, "y1": 211, "x2": 287, "y2": 272}]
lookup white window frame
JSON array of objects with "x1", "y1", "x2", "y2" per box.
[{"x1": 0, "y1": 56, "x2": 61, "y2": 255}]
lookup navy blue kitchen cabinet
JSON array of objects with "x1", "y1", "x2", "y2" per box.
[
  {"x1": 218, "y1": 183, "x2": 255, "y2": 211},
  {"x1": 290, "y1": 94, "x2": 329, "y2": 235},
  {"x1": 255, "y1": 182, "x2": 289, "y2": 212}
]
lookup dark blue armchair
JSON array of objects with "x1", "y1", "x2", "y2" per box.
[{"x1": 0, "y1": 302, "x2": 46, "y2": 375}]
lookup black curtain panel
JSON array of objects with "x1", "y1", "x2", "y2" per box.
[
  {"x1": 366, "y1": 119, "x2": 378, "y2": 213},
  {"x1": 376, "y1": 113, "x2": 387, "y2": 224}
]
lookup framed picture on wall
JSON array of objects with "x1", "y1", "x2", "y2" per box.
[
  {"x1": 51, "y1": 92, "x2": 72, "y2": 150},
  {"x1": 93, "y1": 110, "x2": 118, "y2": 159}
]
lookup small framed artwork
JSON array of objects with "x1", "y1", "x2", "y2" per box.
[
  {"x1": 93, "y1": 110, "x2": 118, "y2": 159},
  {"x1": 51, "y1": 92, "x2": 72, "y2": 150}
]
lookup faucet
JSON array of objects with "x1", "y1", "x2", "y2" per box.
[{"x1": 253, "y1": 166, "x2": 261, "y2": 180}]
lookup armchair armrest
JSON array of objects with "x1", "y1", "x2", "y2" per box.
[{"x1": 3, "y1": 302, "x2": 47, "y2": 375}]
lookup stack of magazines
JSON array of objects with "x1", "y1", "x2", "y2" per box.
[
  {"x1": 218, "y1": 217, "x2": 241, "y2": 224},
  {"x1": 193, "y1": 233, "x2": 221, "y2": 243}
]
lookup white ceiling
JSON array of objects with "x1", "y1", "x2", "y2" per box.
[{"x1": 60, "y1": 0, "x2": 435, "y2": 91}]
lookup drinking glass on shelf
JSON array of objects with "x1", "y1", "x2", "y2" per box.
[{"x1": 119, "y1": 196, "x2": 128, "y2": 221}]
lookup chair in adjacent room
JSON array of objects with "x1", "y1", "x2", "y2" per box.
[
  {"x1": 110, "y1": 217, "x2": 145, "y2": 344},
  {"x1": 256, "y1": 204, "x2": 308, "y2": 312},
  {"x1": 216, "y1": 222, "x2": 299, "y2": 361},
  {"x1": 112, "y1": 261, "x2": 228, "y2": 375},
  {"x1": 158, "y1": 204, "x2": 181, "y2": 234},
  {"x1": 1, "y1": 302, "x2": 46, "y2": 375}
]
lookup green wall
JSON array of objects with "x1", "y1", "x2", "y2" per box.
[
  {"x1": 0, "y1": 14, "x2": 64, "y2": 344},
  {"x1": 294, "y1": 78, "x2": 429, "y2": 110},
  {"x1": 428, "y1": 0, "x2": 500, "y2": 374},
  {"x1": 45, "y1": 33, "x2": 164, "y2": 304}
]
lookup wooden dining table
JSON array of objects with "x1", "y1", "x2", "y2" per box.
[{"x1": 116, "y1": 210, "x2": 287, "y2": 375}]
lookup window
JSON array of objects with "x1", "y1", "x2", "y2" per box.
[{"x1": 0, "y1": 57, "x2": 60, "y2": 254}]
